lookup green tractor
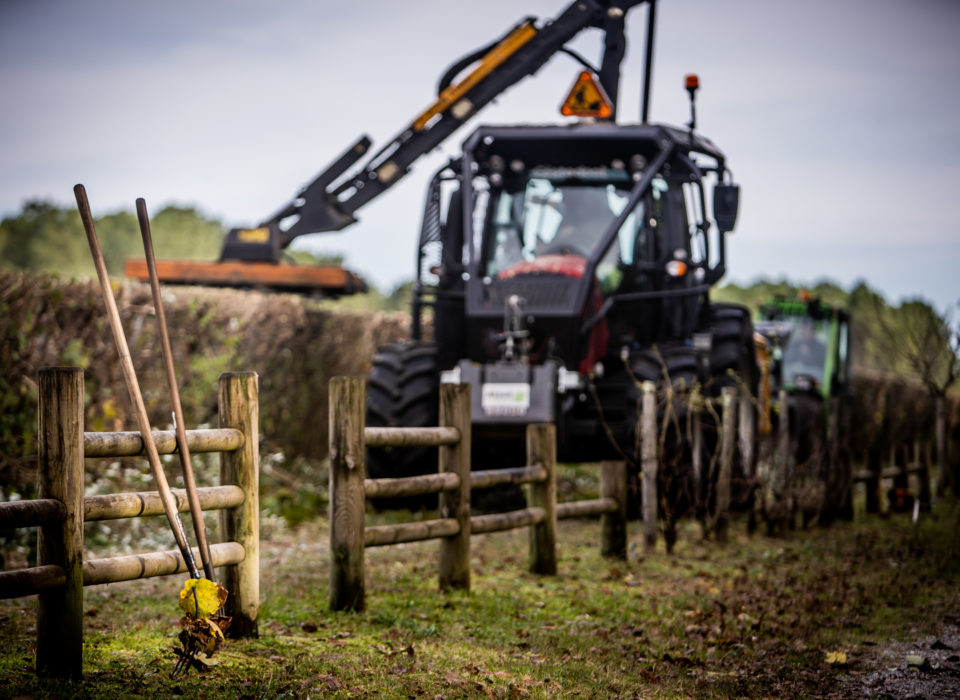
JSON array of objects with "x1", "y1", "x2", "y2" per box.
[{"x1": 754, "y1": 295, "x2": 853, "y2": 527}]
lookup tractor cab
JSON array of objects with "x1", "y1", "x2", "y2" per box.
[
  {"x1": 756, "y1": 297, "x2": 852, "y2": 400},
  {"x1": 413, "y1": 121, "x2": 739, "y2": 434}
]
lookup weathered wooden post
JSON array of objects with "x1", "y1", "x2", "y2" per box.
[
  {"x1": 600, "y1": 460, "x2": 627, "y2": 559},
  {"x1": 864, "y1": 447, "x2": 883, "y2": 513},
  {"x1": 219, "y1": 371, "x2": 260, "y2": 637},
  {"x1": 692, "y1": 404, "x2": 704, "y2": 523},
  {"x1": 328, "y1": 377, "x2": 366, "y2": 612},
  {"x1": 935, "y1": 395, "x2": 948, "y2": 496},
  {"x1": 775, "y1": 388, "x2": 791, "y2": 520},
  {"x1": 526, "y1": 423, "x2": 557, "y2": 575},
  {"x1": 738, "y1": 387, "x2": 757, "y2": 533},
  {"x1": 690, "y1": 400, "x2": 707, "y2": 537},
  {"x1": 916, "y1": 440, "x2": 931, "y2": 512},
  {"x1": 715, "y1": 386, "x2": 737, "y2": 543},
  {"x1": 438, "y1": 383, "x2": 472, "y2": 590},
  {"x1": 893, "y1": 445, "x2": 909, "y2": 496},
  {"x1": 821, "y1": 397, "x2": 841, "y2": 525},
  {"x1": 641, "y1": 381, "x2": 658, "y2": 554},
  {"x1": 36, "y1": 367, "x2": 84, "y2": 679},
  {"x1": 738, "y1": 389, "x2": 755, "y2": 482},
  {"x1": 837, "y1": 399, "x2": 854, "y2": 521}
]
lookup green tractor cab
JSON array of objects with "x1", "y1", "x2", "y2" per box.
[{"x1": 755, "y1": 296, "x2": 852, "y2": 401}]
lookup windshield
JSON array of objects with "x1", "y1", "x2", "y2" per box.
[
  {"x1": 782, "y1": 318, "x2": 829, "y2": 385},
  {"x1": 481, "y1": 170, "x2": 640, "y2": 279}
]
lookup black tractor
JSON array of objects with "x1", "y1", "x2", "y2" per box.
[
  {"x1": 189, "y1": 0, "x2": 758, "y2": 515},
  {"x1": 367, "y1": 120, "x2": 758, "y2": 515}
]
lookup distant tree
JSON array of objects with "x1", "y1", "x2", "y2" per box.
[
  {"x1": 848, "y1": 281, "x2": 893, "y2": 372},
  {"x1": 0, "y1": 201, "x2": 88, "y2": 276},
  {"x1": 886, "y1": 301, "x2": 960, "y2": 397},
  {"x1": 864, "y1": 295, "x2": 960, "y2": 495},
  {"x1": 0, "y1": 201, "x2": 230, "y2": 277},
  {"x1": 149, "y1": 206, "x2": 224, "y2": 261},
  {"x1": 712, "y1": 278, "x2": 850, "y2": 316},
  {"x1": 91, "y1": 211, "x2": 140, "y2": 275}
]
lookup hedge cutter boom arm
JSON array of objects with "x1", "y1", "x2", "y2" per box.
[{"x1": 222, "y1": 0, "x2": 651, "y2": 262}]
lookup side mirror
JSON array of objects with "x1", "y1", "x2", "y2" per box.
[{"x1": 713, "y1": 183, "x2": 740, "y2": 233}]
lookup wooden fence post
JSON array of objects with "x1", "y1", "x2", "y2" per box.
[
  {"x1": 865, "y1": 447, "x2": 881, "y2": 514},
  {"x1": 776, "y1": 389, "x2": 791, "y2": 513},
  {"x1": 219, "y1": 372, "x2": 260, "y2": 637},
  {"x1": 526, "y1": 423, "x2": 557, "y2": 575},
  {"x1": 439, "y1": 383, "x2": 471, "y2": 590},
  {"x1": 36, "y1": 367, "x2": 84, "y2": 679},
  {"x1": 935, "y1": 396, "x2": 948, "y2": 496},
  {"x1": 328, "y1": 377, "x2": 366, "y2": 612},
  {"x1": 692, "y1": 407, "x2": 704, "y2": 523},
  {"x1": 738, "y1": 388, "x2": 758, "y2": 533},
  {"x1": 820, "y1": 397, "x2": 841, "y2": 525},
  {"x1": 641, "y1": 381, "x2": 658, "y2": 554},
  {"x1": 738, "y1": 389, "x2": 755, "y2": 481},
  {"x1": 600, "y1": 461, "x2": 627, "y2": 559},
  {"x1": 715, "y1": 386, "x2": 737, "y2": 543},
  {"x1": 893, "y1": 445, "x2": 909, "y2": 494},
  {"x1": 916, "y1": 440, "x2": 931, "y2": 512}
]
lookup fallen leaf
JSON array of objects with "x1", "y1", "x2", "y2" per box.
[
  {"x1": 824, "y1": 651, "x2": 847, "y2": 665},
  {"x1": 178, "y1": 578, "x2": 227, "y2": 619}
]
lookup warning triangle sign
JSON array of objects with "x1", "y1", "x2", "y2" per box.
[{"x1": 560, "y1": 71, "x2": 613, "y2": 119}]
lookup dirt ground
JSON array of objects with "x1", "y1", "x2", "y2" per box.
[{"x1": 842, "y1": 620, "x2": 960, "y2": 699}]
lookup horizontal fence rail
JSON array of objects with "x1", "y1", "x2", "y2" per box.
[
  {"x1": 470, "y1": 465, "x2": 547, "y2": 489},
  {"x1": 557, "y1": 498, "x2": 619, "y2": 519},
  {"x1": 83, "y1": 542, "x2": 245, "y2": 586},
  {"x1": 84, "y1": 485, "x2": 245, "y2": 522},
  {"x1": 1, "y1": 542, "x2": 247, "y2": 598},
  {"x1": 364, "y1": 426, "x2": 460, "y2": 447},
  {"x1": 853, "y1": 463, "x2": 926, "y2": 482},
  {"x1": 363, "y1": 473, "x2": 460, "y2": 499},
  {"x1": 0, "y1": 499, "x2": 66, "y2": 529},
  {"x1": 471, "y1": 507, "x2": 546, "y2": 535},
  {"x1": 365, "y1": 519, "x2": 461, "y2": 547},
  {"x1": 83, "y1": 427, "x2": 244, "y2": 457},
  {"x1": 0, "y1": 565, "x2": 67, "y2": 598}
]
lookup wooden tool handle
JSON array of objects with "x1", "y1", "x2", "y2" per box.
[{"x1": 74, "y1": 184, "x2": 199, "y2": 579}]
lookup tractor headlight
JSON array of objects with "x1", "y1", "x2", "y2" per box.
[{"x1": 665, "y1": 260, "x2": 688, "y2": 277}]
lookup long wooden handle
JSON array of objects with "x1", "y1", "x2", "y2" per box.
[
  {"x1": 74, "y1": 184, "x2": 200, "y2": 580},
  {"x1": 136, "y1": 198, "x2": 215, "y2": 581}
]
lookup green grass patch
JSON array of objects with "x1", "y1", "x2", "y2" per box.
[{"x1": 1, "y1": 504, "x2": 958, "y2": 698}]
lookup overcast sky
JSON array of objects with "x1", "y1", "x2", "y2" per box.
[{"x1": 1, "y1": 0, "x2": 958, "y2": 311}]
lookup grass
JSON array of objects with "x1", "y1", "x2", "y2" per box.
[{"x1": 1, "y1": 501, "x2": 958, "y2": 698}]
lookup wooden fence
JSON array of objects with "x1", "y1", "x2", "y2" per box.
[
  {"x1": 853, "y1": 443, "x2": 932, "y2": 515},
  {"x1": 0, "y1": 367, "x2": 259, "y2": 679},
  {"x1": 752, "y1": 386, "x2": 949, "y2": 529},
  {"x1": 328, "y1": 377, "x2": 628, "y2": 612},
  {"x1": 637, "y1": 381, "x2": 750, "y2": 548}
]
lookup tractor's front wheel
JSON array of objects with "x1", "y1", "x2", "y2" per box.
[{"x1": 365, "y1": 342, "x2": 440, "y2": 493}]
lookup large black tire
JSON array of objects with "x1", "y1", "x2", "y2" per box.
[
  {"x1": 366, "y1": 342, "x2": 440, "y2": 492},
  {"x1": 626, "y1": 344, "x2": 700, "y2": 549},
  {"x1": 707, "y1": 303, "x2": 760, "y2": 517}
]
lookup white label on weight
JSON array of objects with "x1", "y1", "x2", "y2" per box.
[{"x1": 481, "y1": 383, "x2": 531, "y2": 416}]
